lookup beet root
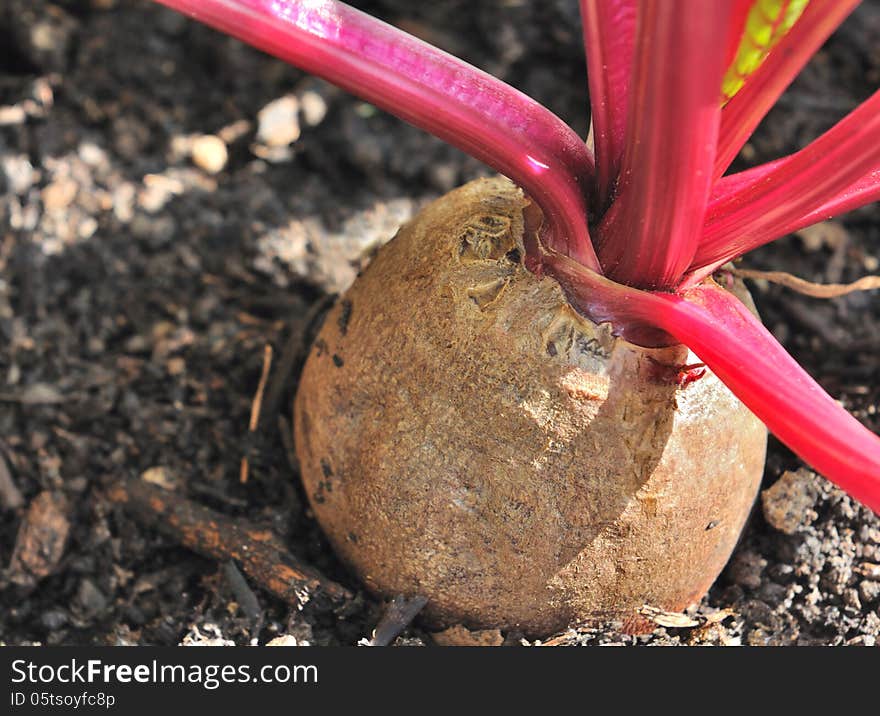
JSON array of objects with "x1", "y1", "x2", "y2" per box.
[{"x1": 294, "y1": 177, "x2": 767, "y2": 637}]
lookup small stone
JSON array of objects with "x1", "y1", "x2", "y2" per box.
[
  {"x1": 0, "y1": 105, "x2": 27, "y2": 126},
  {"x1": 2, "y1": 155, "x2": 38, "y2": 195},
  {"x1": 256, "y1": 96, "x2": 301, "y2": 147},
  {"x1": 166, "y1": 357, "x2": 186, "y2": 375},
  {"x1": 42, "y1": 178, "x2": 78, "y2": 210},
  {"x1": 266, "y1": 635, "x2": 302, "y2": 647},
  {"x1": 78, "y1": 216, "x2": 98, "y2": 239},
  {"x1": 217, "y1": 119, "x2": 252, "y2": 144},
  {"x1": 40, "y1": 609, "x2": 69, "y2": 631},
  {"x1": 191, "y1": 134, "x2": 228, "y2": 174},
  {"x1": 78, "y1": 142, "x2": 108, "y2": 168},
  {"x1": 300, "y1": 91, "x2": 327, "y2": 127},
  {"x1": 138, "y1": 173, "x2": 184, "y2": 213},
  {"x1": 17, "y1": 383, "x2": 65, "y2": 405},
  {"x1": 141, "y1": 466, "x2": 177, "y2": 490},
  {"x1": 858, "y1": 579, "x2": 880, "y2": 604},
  {"x1": 761, "y1": 468, "x2": 819, "y2": 535},
  {"x1": 76, "y1": 579, "x2": 108, "y2": 617}
]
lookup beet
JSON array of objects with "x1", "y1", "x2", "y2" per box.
[{"x1": 295, "y1": 177, "x2": 767, "y2": 636}]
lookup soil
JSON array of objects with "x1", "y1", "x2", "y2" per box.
[{"x1": 0, "y1": 0, "x2": 878, "y2": 647}]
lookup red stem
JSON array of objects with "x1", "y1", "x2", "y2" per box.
[
  {"x1": 595, "y1": 0, "x2": 732, "y2": 290},
  {"x1": 693, "y1": 89, "x2": 880, "y2": 274},
  {"x1": 715, "y1": 0, "x2": 860, "y2": 180},
  {"x1": 154, "y1": 0, "x2": 601, "y2": 269},
  {"x1": 542, "y1": 250, "x2": 880, "y2": 513},
  {"x1": 580, "y1": 0, "x2": 637, "y2": 209},
  {"x1": 657, "y1": 283, "x2": 880, "y2": 512}
]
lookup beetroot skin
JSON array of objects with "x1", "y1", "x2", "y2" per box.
[{"x1": 294, "y1": 177, "x2": 767, "y2": 636}]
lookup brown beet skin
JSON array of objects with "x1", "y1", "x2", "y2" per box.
[{"x1": 294, "y1": 177, "x2": 767, "y2": 637}]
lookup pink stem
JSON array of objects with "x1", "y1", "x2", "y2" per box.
[
  {"x1": 580, "y1": 0, "x2": 637, "y2": 209},
  {"x1": 595, "y1": 0, "x2": 732, "y2": 290},
  {"x1": 656, "y1": 282, "x2": 880, "y2": 513},
  {"x1": 154, "y1": 0, "x2": 601, "y2": 269},
  {"x1": 684, "y1": 160, "x2": 880, "y2": 288},
  {"x1": 542, "y1": 250, "x2": 880, "y2": 513},
  {"x1": 715, "y1": 0, "x2": 860, "y2": 180},
  {"x1": 694, "y1": 89, "x2": 880, "y2": 273}
]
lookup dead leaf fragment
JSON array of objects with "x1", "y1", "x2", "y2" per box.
[{"x1": 638, "y1": 605, "x2": 700, "y2": 628}]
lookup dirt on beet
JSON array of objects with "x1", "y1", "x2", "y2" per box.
[{"x1": 0, "y1": 0, "x2": 878, "y2": 646}]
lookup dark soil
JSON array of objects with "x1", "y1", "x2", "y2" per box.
[{"x1": 1, "y1": 0, "x2": 878, "y2": 646}]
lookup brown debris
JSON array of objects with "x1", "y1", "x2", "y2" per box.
[
  {"x1": 8, "y1": 491, "x2": 70, "y2": 587},
  {"x1": 105, "y1": 477, "x2": 352, "y2": 609}
]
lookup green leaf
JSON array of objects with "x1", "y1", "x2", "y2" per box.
[{"x1": 722, "y1": 0, "x2": 810, "y2": 103}]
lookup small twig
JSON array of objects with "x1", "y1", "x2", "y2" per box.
[
  {"x1": 106, "y1": 477, "x2": 352, "y2": 608},
  {"x1": 241, "y1": 344, "x2": 274, "y2": 484},
  {"x1": 222, "y1": 560, "x2": 263, "y2": 621},
  {"x1": 366, "y1": 595, "x2": 429, "y2": 646},
  {"x1": 730, "y1": 266, "x2": 880, "y2": 299}
]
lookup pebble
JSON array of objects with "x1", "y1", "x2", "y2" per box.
[
  {"x1": 256, "y1": 96, "x2": 301, "y2": 147},
  {"x1": 266, "y1": 635, "x2": 302, "y2": 647},
  {"x1": 2, "y1": 155, "x2": 38, "y2": 195},
  {"x1": 76, "y1": 578, "x2": 108, "y2": 617},
  {"x1": 858, "y1": 579, "x2": 880, "y2": 604},
  {"x1": 0, "y1": 105, "x2": 27, "y2": 126},
  {"x1": 300, "y1": 91, "x2": 327, "y2": 127},
  {"x1": 40, "y1": 609, "x2": 69, "y2": 631},
  {"x1": 42, "y1": 177, "x2": 78, "y2": 210},
  {"x1": 190, "y1": 134, "x2": 228, "y2": 174},
  {"x1": 140, "y1": 466, "x2": 177, "y2": 490}
]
